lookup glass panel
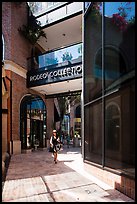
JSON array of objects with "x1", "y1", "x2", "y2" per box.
[
  {"x1": 61, "y1": 115, "x2": 70, "y2": 136},
  {"x1": 20, "y1": 103, "x2": 27, "y2": 149},
  {"x1": 104, "y1": 2, "x2": 135, "y2": 92},
  {"x1": 20, "y1": 96, "x2": 46, "y2": 149},
  {"x1": 38, "y1": 43, "x2": 82, "y2": 69},
  {"x1": 46, "y1": 6, "x2": 66, "y2": 24},
  {"x1": 105, "y1": 99, "x2": 120, "y2": 152},
  {"x1": 47, "y1": 2, "x2": 59, "y2": 9},
  {"x1": 43, "y1": 109, "x2": 47, "y2": 147},
  {"x1": 84, "y1": 3, "x2": 102, "y2": 104},
  {"x1": 84, "y1": 2, "x2": 91, "y2": 12},
  {"x1": 27, "y1": 104, "x2": 31, "y2": 148},
  {"x1": 84, "y1": 101, "x2": 102, "y2": 165},
  {"x1": 104, "y1": 2, "x2": 135, "y2": 177},
  {"x1": 105, "y1": 82, "x2": 135, "y2": 177},
  {"x1": 36, "y1": 2, "x2": 82, "y2": 27},
  {"x1": 28, "y1": 2, "x2": 67, "y2": 17},
  {"x1": 67, "y1": 3, "x2": 82, "y2": 15}
]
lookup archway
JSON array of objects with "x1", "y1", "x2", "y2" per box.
[
  {"x1": 105, "y1": 102, "x2": 121, "y2": 153},
  {"x1": 20, "y1": 94, "x2": 47, "y2": 150}
]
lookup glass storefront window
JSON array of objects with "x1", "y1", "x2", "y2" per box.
[
  {"x1": 104, "y1": 2, "x2": 135, "y2": 174},
  {"x1": 84, "y1": 2, "x2": 102, "y2": 104},
  {"x1": 104, "y1": 2, "x2": 135, "y2": 92},
  {"x1": 84, "y1": 2, "x2": 91, "y2": 11},
  {"x1": 38, "y1": 43, "x2": 82, "y2": 69},
  {"x1": 27, "y1": 2, "x2": 67, "y2": 17},
  {"x1": 84, "y1": 2, "x2": 135, "y2": 177},
  {"x1": 84, "y1": 102, "x2": 102, "y2": 165},
  {"x1": 20, "y1": 95, "x2": 46, "y2": 150}
]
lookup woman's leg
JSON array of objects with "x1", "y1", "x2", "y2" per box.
[{"x1": 54, "y1": 152, "x2": 57, "y2": 163}]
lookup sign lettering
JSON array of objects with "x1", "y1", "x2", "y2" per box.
[{"x1": 27, "y1": 64, "x2": 82, "y2": 87}]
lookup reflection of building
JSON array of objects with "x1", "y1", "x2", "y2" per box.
[{"x1": 83, "y1": 2, "x2": 135, "y2": 200}]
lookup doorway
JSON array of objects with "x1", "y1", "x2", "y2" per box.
[{"x1": 20, "y1": 95, "x2": 46, "y2": 150}]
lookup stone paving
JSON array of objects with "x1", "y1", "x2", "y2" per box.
[{"x1": 2, "y1": 145, "x2": 134, "y2": 202}]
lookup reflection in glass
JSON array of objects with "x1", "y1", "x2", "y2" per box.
[
  {"x1": 28, "y1": 2, "x2": 67, "y2": 17},
  {"x1": 84, "y1": 3, "x2": 102, "y2": 104},
  {"x1": 105, "y1": 103, "x2": 120, "y2": 152},
  {"x1": 104, "y1": 2, "x2": 135, "y2": 32},
  {"x1": 20, "y1": 95, "x2": 46, "y2": 150},
  {"x1": 84, "y1": 2, "x2": 91, "y2": 12},
  {"x1": 38, "y1": 43, "x2": 82, "y2": 69},
  {"x1": 84, "y1": 102, "x2": 102, "y2": 165},
  {"x1": 84, "y1": 2, "x2": 135, "y2": 177},
  {"x1": 104, "y1": 2, "x2": 135, "y2": 93}
]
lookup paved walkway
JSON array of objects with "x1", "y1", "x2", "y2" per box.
[{"x1": 2, "y1": 145, "x2": 134, "y2": 202}]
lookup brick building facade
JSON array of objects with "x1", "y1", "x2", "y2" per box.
[{"x1": 2, "y1": 2, "x2": 55, "y2": 178}]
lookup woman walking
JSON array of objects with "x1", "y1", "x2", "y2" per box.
[{"x1": 50, "y1": 129, "x2": 60, "y2": 164}]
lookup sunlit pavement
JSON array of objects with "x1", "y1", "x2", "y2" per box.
[{"x1": 2, "y1": 145, "x2": 134, "y2": 202}]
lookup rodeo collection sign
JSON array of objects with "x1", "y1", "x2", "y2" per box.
[{"x1": 27, "y1": 63, "x2": 82, "y2": 88}]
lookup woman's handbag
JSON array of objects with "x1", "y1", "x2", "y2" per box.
[
  {"x1": 55, "y1": 143, "x2": 61, "y2": 151},
  {"x1": 49, "y1": 146, "x2": 53, "y2": 152}
]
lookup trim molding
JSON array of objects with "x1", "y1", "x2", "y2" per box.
[{"x1": 3, "y1": 60, "x2": 27, "y2": 78}]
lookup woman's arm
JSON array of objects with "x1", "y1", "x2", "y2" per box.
[{"x1": 50, "y1": 136, "x2": 53, "y2": 147}]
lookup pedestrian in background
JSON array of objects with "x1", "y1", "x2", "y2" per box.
[
  {"x1": 60, "y1": 131, "x2": 64, "y2": 145},
  {"x1": 66, "y1": 134, "x2": 70, "y2": 148},
  {"x1": 50, "y1": 129, "x2": 60, "y2": 164}
]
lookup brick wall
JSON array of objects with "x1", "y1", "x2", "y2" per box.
[
  {"x1": 11, "y1": 71, "x2": 47, "y2": 141},
  {"x1": 11, "y1": 71, "x2": 27, "y2": 141},
  {"x1": 2, "y1": 2, "x2": 12, "y2": 59},
  {"x1": 84, "y1": 162, "x2": 135, "y2": 200},
  {"x1": 2, "y1": 2, "x2": 32, "y2": 69}
]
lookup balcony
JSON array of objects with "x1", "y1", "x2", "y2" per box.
[
  {"x1": 28, "y1": 2, "x2": 82, "y2": 52},
  {"x1": 28, "y1": 42, "x2": 82, "y2": 71},
  {"x1": 28, "y1": 2, "x2": 83, "y2": 28},
  {"x1": 27, "y1": 43, "x2": 82, "y2": 96}
]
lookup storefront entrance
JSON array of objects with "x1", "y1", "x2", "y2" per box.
[{"x1": 20, "y1": 94, "x2": 47, "y2": 150}]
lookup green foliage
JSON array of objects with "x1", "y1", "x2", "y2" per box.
[
  {"x1": 128, "y1": 16, "x2": 135, "y2": 24},
  {"x1": 61, "y1": 52, "x2": 73, "y2": 62},
  {"x1": 69, "y1": 94, "x2": 81, "y2": 104},
  {"x1": 18, "y1": 15, "x2": 47, "y2": 45},
  {"x1": 57, "y1": 94, "x2": 81, "y2": 122}
]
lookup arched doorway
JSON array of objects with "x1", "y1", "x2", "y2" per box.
[
  {"x1": 20, "y1": 94, "x2": 47, "y2": 150},
  {"x1": 105, "y1": 102, "x2": 121, "y2": 154}
]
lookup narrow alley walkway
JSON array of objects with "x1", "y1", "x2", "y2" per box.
[{"x1": 2, "y1": 145, "x2": 134, "y2": 202}]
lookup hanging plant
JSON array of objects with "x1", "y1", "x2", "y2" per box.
[
  {"x1": 18, "y1": 13, "x2": 47, "y2": 68},
  {"x1": 18, "y1": 14, "x2": 47, "y2": 46}
]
